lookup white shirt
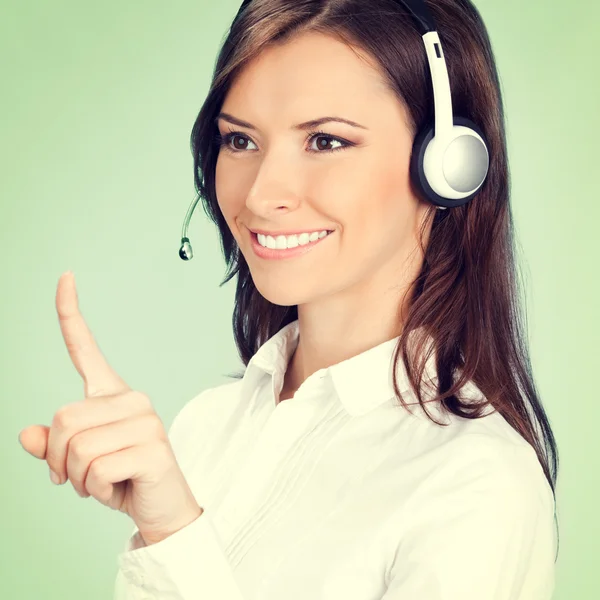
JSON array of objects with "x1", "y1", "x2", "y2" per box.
[{"x1": 114, "y1": 319, "x2": 557, "y2": 600}]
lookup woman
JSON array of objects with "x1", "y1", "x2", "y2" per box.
[
  {"x1": 20, "y1": 1, "x2": 559, "y2": 598},
  {"x1": 120, "y1": 0, "x2": 559, "y2": 597}
]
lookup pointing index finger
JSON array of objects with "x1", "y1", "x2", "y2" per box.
[{"x1": 56, "y1": 271, "x2": 130, "y2": 398}]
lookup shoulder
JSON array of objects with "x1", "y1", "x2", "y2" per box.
[
  {"x1": 386, "y1": 406, "x2": 558, "y2": 598},
  {"x1": 401, "y1": 377, "x2": 555, "y2": 512},
  {"x1": 407, "y1": 404, "x2": 556, "y2": 526}
]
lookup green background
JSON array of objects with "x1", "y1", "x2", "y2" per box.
[{"x1": 1, "y1": 0, "x2": 597, "y2": 598}]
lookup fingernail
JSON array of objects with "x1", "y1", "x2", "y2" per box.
[{"x1": 49, "y1": 469, "x2": 61, "y2": 485}]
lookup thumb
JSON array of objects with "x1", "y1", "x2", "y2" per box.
[{"x1": 18, "y1": 424, "x2": 50, "y2": 460}]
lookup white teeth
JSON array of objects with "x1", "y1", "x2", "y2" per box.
[{"x1": 257, "y1": 230, "x2": 331, "y2": 249}]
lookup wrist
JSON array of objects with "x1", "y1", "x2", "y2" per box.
[{"x1": 140, "y1": 504, "x2": 204, "y2": 546}]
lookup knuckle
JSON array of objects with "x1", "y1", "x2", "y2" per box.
[
  {"x1": 145, "y1": 413, "x2": 166, "y2": 438},
  {"x1": 129, "y1": 390, "x2": 152, "y2": 410},
  {"x1": 53, "y1": 404, "x2": 75, "y2": 429},
  {"x1": 88, "y1": 457, "x2": 105, "y2": 481},
  {"x1": 71, "y1": 480, "x2": 85, "y2": 497},
  {"x1": 69, "y1": 434, "x2": 87, "y2": 461}
]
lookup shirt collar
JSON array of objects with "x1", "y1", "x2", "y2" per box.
[{"x1": 241, "y1": 319, "x2": 440, "y2": 417}]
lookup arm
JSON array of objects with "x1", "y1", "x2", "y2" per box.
[
  {"x1": 114, "y1": 508, "x2": 247, "y2": 600},
  {"x1": 380, "y1": 440, "x2": 557, "y2": 600},
  {"x1": 113, "y1": 388, "x2": 248, "y2": 600}
]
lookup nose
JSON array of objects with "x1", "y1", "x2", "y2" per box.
[
  {"x1": 244, "y1": 157, "x2": 302, "y2": 217},
  {"x1": 245, "y1": 188, "x2": 302, "y2": 217}
]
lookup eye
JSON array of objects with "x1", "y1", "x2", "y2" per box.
[
  {"x1": 307, "y1": 132, "x2": 347, "y2": 153},
  {"x1": 217, "y1": 131, "x2": 257, "y2": 152},
  {"x1": 214, "y1": 127, "x2": 353, "y2": 155}
]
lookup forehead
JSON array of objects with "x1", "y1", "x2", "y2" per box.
[{"x1": 222, "y1": 31, "x2": 395, "y2": 122}]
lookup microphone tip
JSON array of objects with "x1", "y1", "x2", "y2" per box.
[{"x1": 179, "y1": 238, "x2": 193, "y2": 261}]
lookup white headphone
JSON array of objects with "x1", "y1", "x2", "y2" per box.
[{"x1": 403, "y1": 0, "x2": 490, "y2": 209}]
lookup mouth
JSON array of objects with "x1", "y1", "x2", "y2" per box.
[{"x1": 249, "y1": 229, "x2": 335, "y2": 260}]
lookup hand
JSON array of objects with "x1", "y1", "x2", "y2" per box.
[{"x1": 18, "y1": 271, "x2": 203, "y2": 546}]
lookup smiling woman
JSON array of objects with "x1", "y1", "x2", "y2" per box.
[{"x1": 115, "y1": 1, "x2": 559, "y2": 599}]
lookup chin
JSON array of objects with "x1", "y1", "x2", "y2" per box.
[{"x1": 252, "y1": 277, "x2": 316, "y2": 308}]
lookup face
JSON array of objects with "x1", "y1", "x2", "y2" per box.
[{"x1": 215, "y1": 31, "x2": 432, "y2": 308}]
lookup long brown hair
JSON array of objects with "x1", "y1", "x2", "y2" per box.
[{"x1": 189, "y1": 0, "x2": 559, "y2": 558}]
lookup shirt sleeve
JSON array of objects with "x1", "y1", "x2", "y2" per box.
[
  {"x1": 113, "y1": 387, "x2": 249, "y2": 600},
  {"x1": 114, "y1": 509, "x2": 247, "y2": 600},
  {"x1": 380, "y1": 439, "x2": 557, "y2": 600}
]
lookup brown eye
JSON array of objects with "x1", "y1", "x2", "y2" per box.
[
  {"x1": 310, "y1": 135, "x2": 342, "y2": 152},
  {"x1": 231, "y1": 135, "x2": 249, "y2": 150}
]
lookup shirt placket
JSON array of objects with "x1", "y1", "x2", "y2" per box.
[{"x1": 211, "y1": 374, "x2": 323, "y2": 546}]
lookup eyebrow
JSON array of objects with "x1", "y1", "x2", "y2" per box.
[{"x1": 215, "y1": 112, "x2": 368, "y2": 131}]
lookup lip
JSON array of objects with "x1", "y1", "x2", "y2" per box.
[{"x1": 249, "y1": 229, "x2": 334, "y2": 260}]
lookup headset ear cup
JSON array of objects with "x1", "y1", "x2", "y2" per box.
[
  {"x1": 448, "y1": 116, "x2": 490, "y2": 196},
  {"x1": 409, "y1": 116, "x2": 489, "y2": 209},
  {"x1": 409, "y1": 121, "x2": 435, "y2": 205},
  {"x1": 452, "y1": 115, "x2": 487, "y2": 143}
]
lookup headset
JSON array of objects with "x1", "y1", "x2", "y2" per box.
[{"x1": 179, "y1": 0, "x2": 489, "y2": 260}]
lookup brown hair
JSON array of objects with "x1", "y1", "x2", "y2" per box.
[{"x1": 189, "y1": 0, "x2": 559, "y2": 557}]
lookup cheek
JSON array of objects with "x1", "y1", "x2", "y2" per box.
[
  {"x1": 368, "y1": 154, "x2": 416, "y2": 224},
  {"x1": 326, "y1": 158, "x2": 410, "y2": 229},
  {"x1": 215, "y1": 161, "x2": 244, "y2": 224},
  {"x1": 329, "y1": 164, "x2": 417, "y2": 263}
]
